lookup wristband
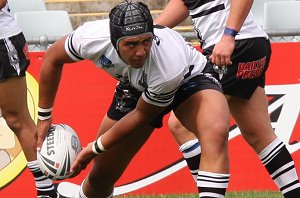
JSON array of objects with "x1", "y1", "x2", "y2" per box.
[
  {"x1": 92, "y1": 136, "x2": 106, "y2": 154},
  {"x1": 38, "y1": 107, "x2": 53, "y2": 120},
  {"x1": 224, "y1": 27, "x2": 238, "y2": 38}
]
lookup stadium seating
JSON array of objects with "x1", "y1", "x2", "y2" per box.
[
  {"x1": 8, "y1": 0, "x2": 47, "y2": 15},
  {"x1": 15, "y1": 10, "x2": 73, "y2": 51},
  {"x1": 264, "y1": 1, "x2": 300, "y2": 41}
]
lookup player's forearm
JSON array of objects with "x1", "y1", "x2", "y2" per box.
[
  {"x1": 38, "y1": 56, "x2": 63, "y2": 109},
  {"x1": 100, "y1": 109, "x2": 150, "y2": 150},
  {"x1": 155, "y1": 0, "x2": 189, "y2": 28},
  {"x1": 100, "y1": 99, "x2": 162, "y2": 150},
  {"x1": 225, "y1": 0, "x2": 254, "y2": 32},
  {"x1": 39, "y1": 36, "x2": 74, "y2": 109}
]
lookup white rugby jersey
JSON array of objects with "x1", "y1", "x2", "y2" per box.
[
  {"x1": 183, "y1": 0, "x2": 268, "y2": 49},
  {"x1": 0, "y1": 3, "x2": 22, "y2": 39},
  {"x1": 65, "y1": 19, "x2": 207, "y2": 107}
]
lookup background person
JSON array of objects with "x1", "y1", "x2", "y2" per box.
[
  {"x1": 0, "y1": 1, "x2": 56, "y2": 197},
  {"x1": 154, "y1": 0, "x2": 300, "y2": 197}
]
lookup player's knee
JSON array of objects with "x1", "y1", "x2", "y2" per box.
[
  {"x1": 208, "y1": 121, "x2": 229, "y2": 141},
  {"x1": 1, "y1": 111, "x2": 22, "y2": 133},
  {"x1": 241, "y1": 130, "x2": 274, "y2": 152},
  {"x1": 168, "y1": 115, "x2": 184, "y2": 134}
]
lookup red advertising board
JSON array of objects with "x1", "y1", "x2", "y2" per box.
[{"x1": 0, "y1": 42, "x2": 300, "y2": 197}]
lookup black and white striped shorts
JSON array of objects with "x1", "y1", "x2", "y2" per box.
[{"x1": 0, "y1": 32, "x2": 30, "y2": 81}]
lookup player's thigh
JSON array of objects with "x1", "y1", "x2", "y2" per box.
[
  {"x1": 174, "y1": 89, "x2": 229, "y2": 141},
  {"x1": 0, "y1": 77, "x2": 28, "y2": 117},
  {"x1": 228, "y1": 87, "x2": 275, "y2": 140}
]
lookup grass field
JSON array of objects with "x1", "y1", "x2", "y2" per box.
[{"x1": 118, "y1": 191, "x2": 283, "y2": 198}]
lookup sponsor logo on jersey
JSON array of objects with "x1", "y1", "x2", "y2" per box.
[
  {"x1": 100, "y1": 55, "x2": 114, "y2": 68},
  {"x1": 138, "y1": 70, "x2": 148, "y2": 89}
]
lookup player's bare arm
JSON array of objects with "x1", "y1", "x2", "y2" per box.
[
  {"x1": 37, "y1": 36, "x2": 77, "y2": 149},
  {"x1": 70, "y1": 96, "x2": 164, "y2": 174},
  {"x1": 101, "y1": 98, "x2": 163, "y2": 149},
  {"x1": 210, "y1": 0, "x2": 254, "y2": 66},
  {"x1": 226, "y1": 0, "x2": 254, "y2": 31},
  {"x1": 154, "y1": 0, "x2": 189, "y2": 28}
]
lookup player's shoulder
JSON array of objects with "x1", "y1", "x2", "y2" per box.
[
  {"x1": 82, "y1": 18, "x2": 109, "y2": 28},
  {"x1": 66, "y1": 19, "x2": 112, "y2": 61},
  {"x1": 152, "y1": 24, "x2": 185, "y2": 48},
  {"x1": 153, "y1": 24, "x2": 177, "y2": 36},
  {"x1": 77, "y1": 19, "x2": 110, "y2": 40}
]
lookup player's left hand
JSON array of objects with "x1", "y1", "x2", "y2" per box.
[
  {"x1": 209, "y1": 35, "x2": 235, "y2": 66},
  {"x1": 70, "y1": 142, "x2": 96, "y2": 177}
]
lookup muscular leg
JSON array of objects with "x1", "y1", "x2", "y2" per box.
[
  {"x1": 0, "y1": 77, "x2": 36, "y2": 160},
  {"x1": 228, "y1": 87, "x2": 275, "y2": 152},
  {"x1": 168, "y1": 112, "x2": 196, "y2": 146},
  {"x1": 228, "y1": 87, "x2": 300, "y2": 197},
  {"x1": 82, "y1": 114, "x2": 155, "y2": 198},
  {"x1": 174, "y1": 89, "x2": 230, "y2": 197},
  {"x1": 169, "y1": 87, "x2": 300, "y2": 197},
  {"x1": 0, "y1": 76, "x2": 56, "y2": 197},
  {"x1": 168, "y1": 112, "x2": 200, "y2": 181}
]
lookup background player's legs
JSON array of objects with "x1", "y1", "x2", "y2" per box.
[
  {"x1": 169, "y1": 87, "x2": 300, "y2": 197},
  {"x1": 228, "y1": 87, "x2": 275, "y2": 153},
  {"x1": 0, "y1": 77, "x2": 56, "y2": 197},
  {"x1": 81, "y1": 115, "x2": 154, "y2": 198},
  {"x1": 0, "y1": 77, "x2": 35, "y2": 160},
  {"x1": 228, "y1": 87, "x2": 300, "y2": 197},
  {"x1": 168, "y1": 112, "x2": 200, "y2": 181}
]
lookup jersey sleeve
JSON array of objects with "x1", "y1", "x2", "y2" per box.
[{"x1": 64, "y1": 27, "x2": 85, "y2": 61}]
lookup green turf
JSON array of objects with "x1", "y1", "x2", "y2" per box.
[
  {"x1": 226, "y1": 191, "x2": 283, "y2": 197},
  {"x1": 117, "y1": 191, "x2": 283, "y2": 198}
]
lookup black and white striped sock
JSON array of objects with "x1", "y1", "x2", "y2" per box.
[
  {"x1": 197, "y1": 171, "x2": 230, "y2": 198},
  {"x1": 259, "y1": 138, "x2": 300, "y2": 198},
  {"x1": 27, "y1": 160, "x2": 57, "y2": 198},
  {"x1": 179, "y1": 139, "x2": 201, "y2": 182}
]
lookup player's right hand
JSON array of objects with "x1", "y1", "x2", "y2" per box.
[{"x1": 36, "y1": 118, "x2": 52, "y2": 150}]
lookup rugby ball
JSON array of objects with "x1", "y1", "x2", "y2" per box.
[{"x1": 37, "y1": 124, "x2": 81, "y2": 180}]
